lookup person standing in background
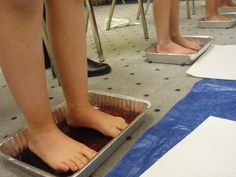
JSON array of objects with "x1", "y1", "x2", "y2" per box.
[{"x1": 152, "y1": 0, "x2": 201, "y2": 55}]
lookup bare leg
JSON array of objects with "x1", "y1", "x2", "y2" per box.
[
  {"x1": 218, "y1": 0, "x2": 230, "y2": 6},
  {"x1": 170, "y1": 0, "x2": 201, "y2": 51},
  {"x1": 227, "y1": 0, "x2": 236, "y2": 6},
  {"x1": 205, "y1": 0, "x2": 229, "y2": 21},
  {"x1": 0, "y1": 0, "x2": 96, "y2": 172},
  {"x1": 218, "y1": 0, "x2": 236, "y2": 7},
  {"x1": 153, "y1": 0, "x2": 196, "y2": 54},
  {"x1": 45, "y1": 0, "x2": 128, "y2": 138}
]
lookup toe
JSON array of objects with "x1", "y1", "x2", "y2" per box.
[
  {"x1": 55, "y1": 162, "x2": 70, "y2": 172},
  {"x1": 110, "y1": 128, "x2": 122, "y2": 137},
  {"x1": 75, "y1": 153, "x2": 89, "y2": 165},
  {"x1": 117, "y1": 119, "x2": 128, "y2": 130},
  {"x1": 80, "y1": 145, "x2": 97, "y2": 160},
  {"x1": 71, "y1": 157, "x2": 84, "y2": 170},
  {"x1": 67, "y1": 159, "x2": 79, "y2": 172}
]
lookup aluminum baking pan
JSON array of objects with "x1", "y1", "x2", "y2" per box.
[
  {"x1": 218, "y1": 7, "x2": 236, "y2": 13},
  {"x1": 144, "y1": 36, "x2": 213, "y2": 65},
  {"x1": 199, "y1": 14, "x2": 236, "y2": 29},
  {"x1": 0, "y1": 90, "x2": 151, "y2": 177}
]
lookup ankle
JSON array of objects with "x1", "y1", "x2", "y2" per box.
[
  {"x1": 28, "y1": 124, "x2": 58, "y2": 138},
  {"x1": 158, "y1": 39, "x2": 173, "y2": 48},
  {"x1": 67, "y1": 104, "x2": 93, "y2": 120},
  {"x1": 170, "y1": 34, "x2": 181, "y2": 40},
  {"x1": 205, "y1": 12, "x2": 218, "y2": 18}
]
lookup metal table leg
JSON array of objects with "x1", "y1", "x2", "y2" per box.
[{"x1": 85, "y1": 0, "x2": 104, "y2": 61}]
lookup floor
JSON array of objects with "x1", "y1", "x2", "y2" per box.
[{"x1": 0, "y1": 1, "x2": 236, "y2": 177}]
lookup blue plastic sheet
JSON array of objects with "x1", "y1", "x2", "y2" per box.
[{"x1": 106, "y1": 79, "x2": 236, "y2": 177}]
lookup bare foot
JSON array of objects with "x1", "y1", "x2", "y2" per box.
[
  {"x1": 155, "y1": 41, "x2": 197, "y2": 55},
  {"x1": 67, "y1": 106, "x2": 128, "y2": 138},
  {"x1": 171, "y1": 35, "x2": 202, "y2": 51},
  {"x1": 204, "y1": 14, "x2": 230, "y2": 21},
  {"x1": 28, "y1": 127, "x2": 97, "y2": 172}
]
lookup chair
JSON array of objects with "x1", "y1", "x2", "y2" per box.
[
  {"x1": 186, "y1": 0, "x2": 196, "y2": 19},
  {"x1": 105, "y1": 0, "x2": 149, "y2": 39},
  {"x1": 136, "y1": 0, "x2": 196, "y2": 20}
]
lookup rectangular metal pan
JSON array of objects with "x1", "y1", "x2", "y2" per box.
[
  {"x1": 144, "y1": 36, "x2": 212, "y2": 65},
  {"x1": 0, "y1": 90, "x2": 151, "y2": 177},
  {"x1": 199, "y1": 14, "x2": 236, "y2": 29},
  {"x1": 218, "y1": 7, "x2": 236, "y2": 13}
]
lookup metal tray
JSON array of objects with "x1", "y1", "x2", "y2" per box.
[
  {"x1": 0, "y1": 91, "x2": 151, "y2": 177},
  {"x1": 144, "y1": 36, "x2": 213, "y2": 65},
  {"x1": 218, "y1": 7, "x2": 236, "y2": 13},
  {"x1": 199, "y1": 14, "x2": 236, "y2": 29}
]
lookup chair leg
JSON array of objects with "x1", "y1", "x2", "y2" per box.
[
  {"x1": 85, "y1": 8, "x2": 90, "y2": 32},
  {"x1": 136, "y1": 4, "x2": 141, "y2": 20},
  {"x1": 186, "y1": 0, "x2": 191, "y2": 19},
  {"x1": 138, "y1": 0, "x2": 149, "y2": 39},
  {"x1": 191, "y1": 0, "x2": 195, "y2": 15},
  {"x1": 106, "y1": 0, "x2": 117, "y2": 31},
  {"x1": 85, "y1": 0, "x2": 104, "y2": 61},
  {"x1": 145, "y1": 0, "x2": 151, "y2": 15},
  {"x1": 136, "y1": 0, "x2": 150, "y2": 20}
]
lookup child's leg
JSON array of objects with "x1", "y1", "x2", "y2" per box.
[
  {"x1": 44, "y1": 0, "x2": 128, "y2": 138},
  {"x1": 219, "y1": 0, "x2": 236, "y2": 7},
  {"x1": 227, "y1": 0, "x2": 236, "y2": 6},
  {"x1": 153, "y1": 0, "x2": 196, "y2": 54},
  {"x1": 169, "y1": 0, "x2": 201, "y2": 51},
  {"x1": 0, "y1": 0, "x2": 96, "y2": 172},
  {"x1": 205, "y1": 0, "x2": 229, "y2": 20},
  {"x1": 218, "y1": 0, "x2": 230, "y2": 7}
]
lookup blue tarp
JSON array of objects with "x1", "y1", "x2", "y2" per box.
[{"x1": 106, "y1": 79, "x2": 236, "y2": 177}]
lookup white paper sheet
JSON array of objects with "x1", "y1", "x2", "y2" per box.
[
  {"x1": 186, "y1": 45, "x2": 236, "y2": 80},
  {"x1": 140, "y1": 116, "x2": 236, "y2": 177}
]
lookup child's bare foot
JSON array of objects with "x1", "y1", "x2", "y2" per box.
[
  {"x1": 204, "y1": 14, "x2": 230, "y2": 21},
  {"x1": 155, "y1": 41, "x2": 197, "y2": 55},
  {"x1": 171, "y1": 35, "x2": 202, "y2": 51},
  {"x1": 28, "y1": 127, "x2": 96, "y2": 172},
  {"x1": 218, "y1": 14, "x2": 230, "y2": 20},
  {"x1": 67, "y1": 106, "x2": 128, "y2": 138}
]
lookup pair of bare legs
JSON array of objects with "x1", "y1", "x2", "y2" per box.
[
  {"x1": 205, "y1": 0, "x2": 230, "y2": 21},
  {"x1": 152, "y1": 0, "x2": 201, "y2": 55},
  {"x1": 0, "y1": 0, "x2": 128, "y2": 172},
  {"x1": 218, "y1": 0, "x2": 236, "y2": 7}
]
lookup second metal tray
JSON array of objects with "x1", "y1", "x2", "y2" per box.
[
  {"x1": 0, "y1": 91, "x2": 151, "y2": 177},
  {"x1": 144, "y1": 36, "x2": 213, "y2": 65},
  {"x1": 199, "y1": 14, "x2": 236, "y2": 29},
  {"x1": 218, "y1": 7, "x2": 236, "y2": 13}
]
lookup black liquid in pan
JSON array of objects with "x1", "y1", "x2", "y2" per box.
[{"x1": 16, "y1": 109, "x2": 137, "y2": 177}]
